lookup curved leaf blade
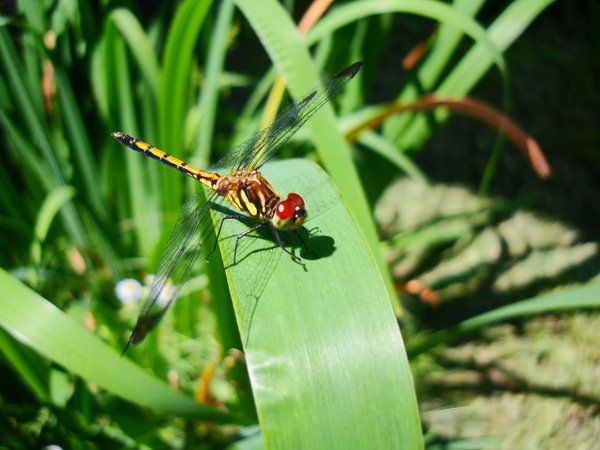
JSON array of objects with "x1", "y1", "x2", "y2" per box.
[
  {"x1": 0, "y1": 269, "x2": 232, "y2": 423},
  {"x1": 217, "y1": 159, "x2": 422, "y2": 449},
  {"x1": 407, "y1": 282, "x2": 600, "y2": 357}
]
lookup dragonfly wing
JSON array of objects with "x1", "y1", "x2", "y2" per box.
[
  {"x1": 124, "y1": 190, "x2": 214, "y2": 350},
  {"x1": 211, "y1": 62, "x2": 362, "y2": 173}
]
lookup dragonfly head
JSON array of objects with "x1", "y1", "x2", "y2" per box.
[{"x1": 273, "y1": 193, "x2": 306, "y2": 231}]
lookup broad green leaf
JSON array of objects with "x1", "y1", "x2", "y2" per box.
[
  {"x1": 216, "y1": 159, "x2": 422, "y2": 449},
  {"x1": 234, "y1": 0, "x2": 399, "y2": 312}
]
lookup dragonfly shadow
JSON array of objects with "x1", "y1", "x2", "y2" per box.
[
  {"x1": 209, "y1": 202, "x2": 336, "y2": 266},
  {"x1": 294, "y1": 226, "x2": 336, "y2": 261}
]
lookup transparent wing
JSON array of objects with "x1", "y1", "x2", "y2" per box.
[
  {"x1": 122, "y1": 189, "x2": 216, "y2": 352},
  {"x1": 211, "y1": 61, "x2": 362, "y2": 173},
  {"x1": 120, "y1": 62, "x2": 362, "y2": 351}
]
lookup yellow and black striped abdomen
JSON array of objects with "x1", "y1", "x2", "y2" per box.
[
  {"x1": 112, "y1": 133, "x2": 281, "y2": 219},
  {"x1": 112, "y1": 132, "x2": 221, "y2": 190}
]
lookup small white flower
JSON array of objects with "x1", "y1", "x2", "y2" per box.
[{"x1": 115, "y1": 278, "x2": 143, "y2": 304}]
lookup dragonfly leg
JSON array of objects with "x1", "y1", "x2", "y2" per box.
[
  {"x1": 232, "y1": 222, "x2": 268, "y2": 266},
  {"x1": 295, "y1": 228, "x2": 317, "y2": 257},
  {"x1": 211, "y1": 217, "x2": 311, "y2": 270},
  {"x1": 206, "y1": 214, "x2": 249, "y2": 262},
  {"x1": 307, "y1": 226, "x2": 320, "y2": 235},
  {"x1": 270, "y1": 225, "x2": 307, "y2": 271}
]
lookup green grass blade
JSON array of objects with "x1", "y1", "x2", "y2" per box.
[
  {"x1": 396, "y1": 0, "x2": 555, "y2": 150},
  {"x1": 439, "y1": 0, "x2": 553, "y2": 95},
  {"x1": 306, "y1": 0, "x2": 503, "y2": 73},
  {"x1": 0, "y1": 269, "x2": 233, "y2": 422},
  {"x1": 109, "y1": 8, "x2": 160, "y2": 96},
  {"x1": 30, "y1": 186, "x2": 75, "y2": 267},
  {"x1": 158, "y1": 0, "x2": 212, "y2": 214},
  {"x1": 381, "y1": 0, "x2": 485, "y2": 140},
  {"x1": 194, "y1": 0, "x2": 235, "y2": 166},
  {"x1": 304, "y1": 0, "x2": 503, "y2": 148},
  {"x1": 90, "y1": 32, "x2": 110, "y2": 122},
  {"x1": 357, "y1": 130, "x2": 428, "y2": 181},
  {"x1": 0, "y1": 109, "x2": 49, "y2": 207},
  {"x1": 407, "y1": 282, "x2": 600, "y2": 357},
  {"x1": 234, "y1": 0, "x2": 399, "y2": 311},
  {"x1": 0, "y1": 328, "x2": 50, "y2": 403},
  {"x1": 232, "y1": 67, "x2": 277, "y2": 145},
  {"x1": 217, "y1": 159, "x2": 423, "y2": 449},
  {"x1": 55, "y1": 68, "x2": 107, "y2": 221},
  {"x1": 103, "y1": 20, "x2": 159, "y2": 255},
  {"x1": 0, "y1": 28, "x2": 86, "y2": 245}
]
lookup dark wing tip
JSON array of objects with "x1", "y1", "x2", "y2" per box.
[
  {"x1": 120, "y1": 336, "x2": 133, "y2": 357},
  {"x1": 334, "y1": 61, "x2": 363, "y2": 80},
  {"x1": 120, "y1": 321, "x2": 146, "y2": 356}
]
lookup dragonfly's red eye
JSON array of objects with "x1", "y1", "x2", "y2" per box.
[
  {"x1": 287, "y1": 192, "x2": 304, "y2": 208},
  {"x1": 276, "y1": 193, "x2": 305, "y2": 221},
  {"x1": 276, "y1": 200, "x2": 294, "y2": 220},
  {"x1": 274, "y1": 193, "x2": 306, "y2": 231}
]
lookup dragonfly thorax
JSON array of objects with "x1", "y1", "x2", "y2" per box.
[{"x1": 215, "y1": 169, "x2": 282, "y2": 221}]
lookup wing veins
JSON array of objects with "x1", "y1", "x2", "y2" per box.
[
  {"x1": 127, "y1": 189, "x2": 214, "y2": 344},
  {"x1": 213, "y1": 62, "x2": 362, "y2": 173}
]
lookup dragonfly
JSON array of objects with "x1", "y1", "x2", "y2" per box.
[{"x1": 114, "y1": 61, "x2": 363, "y2": 352}]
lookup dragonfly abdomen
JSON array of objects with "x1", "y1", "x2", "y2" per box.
[{"x1": 112, "y1": 132, "x2": 222, "y2": 189}]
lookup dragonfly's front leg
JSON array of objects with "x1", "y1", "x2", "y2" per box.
[
  {"x1": 206, "y1": 214, "x2": 248, "y2": 262},
  {"x1": 270, "y1": 224, "x2": 307, "y2": 272},
  {"x1": 295, "y1": 226, "x2": 319, "y2": 258},
  {"x1": 231, "y1": 222, "x2": 269, "y2": 267}
]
